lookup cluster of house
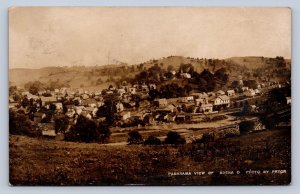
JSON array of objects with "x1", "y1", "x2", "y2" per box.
[
  {"x1": 9, "y1": 77, "x2": 290, "y2": 136},
  {"x1": 154, "y1": 90, "x2": 231, "y2": 115}
]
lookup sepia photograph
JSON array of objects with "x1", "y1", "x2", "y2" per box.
[{"x1": 8, "y1": 7, "x2": 291, "y2": 186}]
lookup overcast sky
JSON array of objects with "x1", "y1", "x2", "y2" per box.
[{"x1": 9, "y1": 7, "x2": 291, "y2": 69}]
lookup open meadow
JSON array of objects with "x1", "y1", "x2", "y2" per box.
[{"x1": 9, "y1": 127, "x2": 291, "y2": 185}]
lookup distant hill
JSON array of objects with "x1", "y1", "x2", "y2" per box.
[
  {"x1": 9, "y1": 66, "x2": 115, "y2": 91},
  {"x1": 225, "y1": 56, "x2": 291, "y2": 69},
  {"x1": 9, "y1": 56, "x2": 291, "y2": 89},
  {"x1": 9, "y1": 67, "x2": 65, "y2": 85},
  {"x1": 137, "y1": 56, "x2": 208, "y2": 72},
  {"x1": 9, "y1": 56, "x2": 208, "y2": 89}
]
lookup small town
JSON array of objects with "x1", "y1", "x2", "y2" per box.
[
  {"x1": 8, "y1": 7, "x2": 292, "y2": 186},
  {"x1": 9, "y1": 56, "x2": 291, "y2": 146},
  {"x1": 9, "y1": 56, "x2": 291, "y2": 185}
]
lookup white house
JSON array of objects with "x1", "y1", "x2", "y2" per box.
[
  {"x1": 180, "y1": 73, "x2": 191, "y2": 79},
  {"x1": 81, "y1": 93, "x2": 89, "y2": 100},
  {"x1": 179, "y1": 96, "x2": 194, "y2": 103},
  {"x1": 119, "y1": 111, "x2": 131, "y2": 120},
  {"x1": 242, "y1": 86, "x2": 249, "y2": 91},
  {"x1": 106, "y1": 91, "x2": 113, "y2": 95},
  {"x1": 191, "y1": 93, "x2": 203, "y2": 99},
  {"x1": 116, "y1": 102, "x2": 124, "y2": 112},
  {"x1": 141, "y1": 85, "x2": 149, "y2": 92},
  {"x1": 239, "y1": 79, "x2": 244, "y2": 85},
  {"x1": 157, "y1": 104, "x2": 176, "y2": 113},
  {"x1": 195, "y1": 98, "x2": 206, "y2": 106},
  {"x1": 53, "y1": 102, "x2": 63, "y2": 110},
  {"x1": 109, "y1": 86, "x2": 116, "y2": 91},
  {"x1": 21, "y1": 91, "x2": 30, "y2": 96},
  {"x1": 76, "y1": 88, "x2": 84, "y2": 94},
  {"x1": 199, "y1": 104, "x2": 213, "y2": 113},
  {"x1": 84, "y1": 107, "x2": 98, "y2": 117},
  {"x1": 9, "y1": 102, "x2": 18, "y2": 109},
  {"x1": 227, "y1": 90, "x2": 235, "y2": 97},
  {"x1": 128, "y1": 87, "x2": 136, "y2": 94},
  {"x1": 60, "y1": 87, "x2": 67, "y2": 94},
  {"x1": 40, "y1": 96, "x2": 57, "y2": 106},
  {"x1": 210, "y1": 95, "x2": 230, "y2": 106},
  {"x1": 81, "y1": 111, "x2": 92, "y2": 120},
  {"x1": 42, "y1": 127, "x2": 56, "y2": 137},
  {"x1": 154, "y1": 98, "x2": 168, "y2": 107},
  {"x1": 170, "y1": 70, "x2": 176, "y2": 75},
  {"x1": 27, "y1": 94, "x2": 40, "y2": 100},
  {"x1": 82, "y1": 98, "x2": 97, "y2": 107},
  {"x1": 118, "y1": 88, "x2": 126, "y2": 95},
  {"x1": 74, "y1": 106, "x2": 85, "y2": 115}
]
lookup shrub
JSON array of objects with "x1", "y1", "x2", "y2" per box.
[
  {"x1": 64, "y1": 126, "x2": 80, "y2": 142},
  {"x1": 127, "y1": 131, "x2": 143, "y2": 145},
  {"x1": 65, "y1": 115, "x2": 111, "y2": 143},
  {"x1": 144, "y1": 135, "x2": 161, "y2": 145},
  {"x1": 239, "y1": 120, "x2": 255, "y2": 134},
  {"x1": 41, "y1": 111, "x2": 54, "y2": 123},
  {"x1": 9, "y1": 109, "x2": 40, "y2": 137},
  {"x1": 192, "y1": 138, "x2": 204, "y2": 144},
  {"x1": 164, "y1": 131, "x2": 186, "y2": 145},
  {"x1": 202, "y1": 132, "x2": 215, "y2": 143},
  {"x1": 54, "y1": 115, "x2": 69, "y2": 134},
  {"x1": 97, "y1": 124, "x2": 111, "y2": 143}
]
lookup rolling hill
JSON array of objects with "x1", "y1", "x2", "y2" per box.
[
  {"x1": 9, "y1": 56, "x2": 291, "y2": 90},
  {"x1": 226, "y1": 56, "x2": 291, "y2": 69}
]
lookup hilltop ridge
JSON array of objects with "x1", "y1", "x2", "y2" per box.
[{"x1": 9, "y1": 56, "x2": 290, "y2": 90}]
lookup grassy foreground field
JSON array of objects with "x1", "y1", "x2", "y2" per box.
[{"x1": 9, "y1": 127, "x2": 291, "y2": 186}]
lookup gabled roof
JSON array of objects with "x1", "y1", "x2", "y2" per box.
[
  {"x1": 84, "y1": 107, "x2": 97, "y2": 112},
  {"x1": 218, "y1": 95, "x2": 230, "y2": 101},
  {"x1": 166, "y1": 104, "x2": 176, "y2": 109},
  {"x1": 157, "y1": 104, "x2": 176, "y2": 112},
  {"x1": 42, "y1": 129, "x2": 56, "y2": 137},
  {"x1": 82, "y1": 98, "x2": 97, "y2": 105},
  {"x1": 40, "y1": 96, "x2": 57, "y2": 102},
  {"x1": 118, "y1": 111, "x2": 131, "y2": 116},
  {"x1": 202, "y1": 92, "x2": 208, "y2": 97},
  {"x1": 81, "y1": 93, "x2": 90, "y2": 99},
  {"x1": 191, "y1": 92, "x2": 203, "y2": 97},
  {"x1": 155, "y1": 98, "x2": 167, "y2": 103},
  {"x1": 118, "y1": 88, "x2": 126, "y2": 91},
  {"x1": 81, "y1": 111, "x2": 91, "y2": 117}
]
